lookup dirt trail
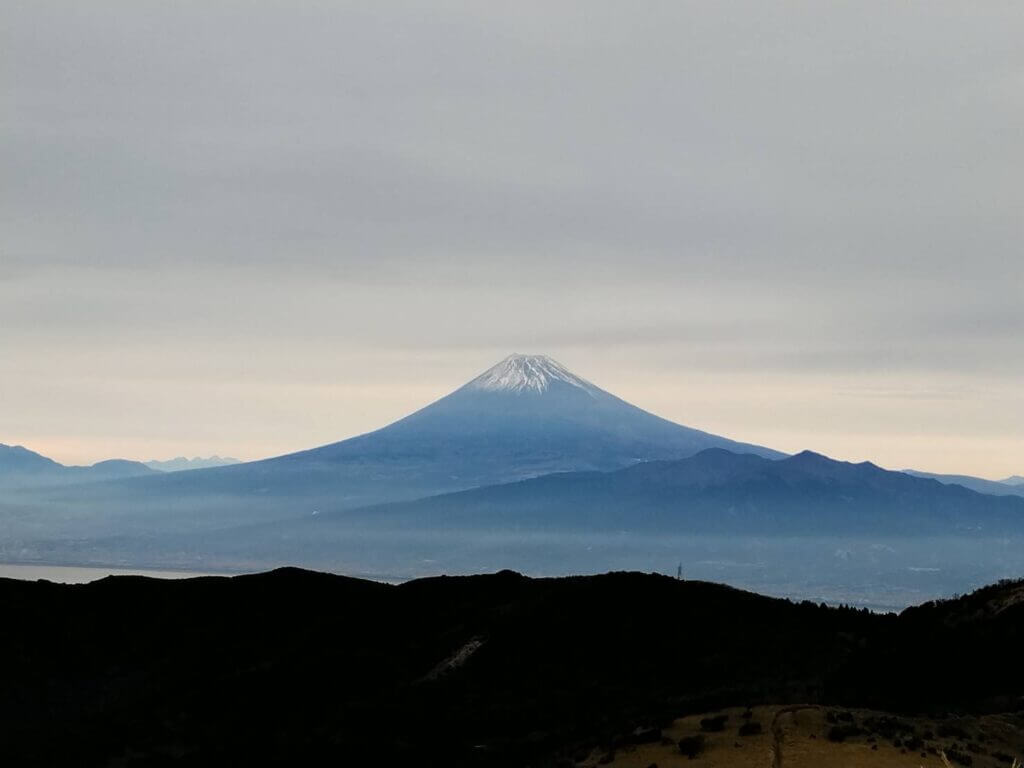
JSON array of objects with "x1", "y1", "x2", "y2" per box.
[{"x1": 769, "y1": 706, "x2": 819, "y2": 768}]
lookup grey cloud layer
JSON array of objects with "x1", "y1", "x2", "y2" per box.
[
  {"x1": 6, "y1": 3, "x2": 1021, "y2": 272},
  {"x1": 1, "y1": 2, "x2": 1022, "y2": 467}
]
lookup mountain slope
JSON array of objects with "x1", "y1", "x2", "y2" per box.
[
  {"x1": 0, "y1": 444, "x2": 63, "y2": 476},
  {"x1": 24, "y1": 355, "x2": 783, "y2": 533}
]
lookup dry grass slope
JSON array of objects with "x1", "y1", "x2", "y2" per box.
[{"x1": 577, "y1": 706, "x2": 1024, "y2": 768}]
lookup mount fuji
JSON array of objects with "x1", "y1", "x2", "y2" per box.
[
  {"x1": 282, "y1": 353, "x2": 783, "y2": 482},
  {"x1": 17, "y1": 355, "x2": 782, "y2": 536}
]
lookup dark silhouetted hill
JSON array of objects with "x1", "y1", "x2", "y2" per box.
[{"x1": 1, "y1": 568, "x2": 1022, "y2": 766}]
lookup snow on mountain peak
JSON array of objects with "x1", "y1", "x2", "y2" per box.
[{"x1": 466, "y1": 354, "x2": 598, "y2": 395}]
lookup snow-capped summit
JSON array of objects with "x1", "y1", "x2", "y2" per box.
[{"x1": 465, "y1": 354, "x2": 598, "y2": 395}]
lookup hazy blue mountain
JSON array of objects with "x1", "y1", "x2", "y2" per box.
[
  {"x1": 0, "y1": 444, "x2": 155, "y2": 488},
  {"x1": 144, "y1": 456, "x2": 241, "y2": 472},
  {"x1": 319, "y1": 448, "x2": 1024, "y2": 536},
  {"x1": 81, "y1": 459, "x2": 159, "y2": 482},
  {"x1": 902, "y1": 469, "x2": 1024, "y2": 497},
  {"x1": 23, "y1": 354, "x2": 784, "y2": 534},
  {"x1": 1002, "y1": 475, "x2": 1024, "y2": 486},
  {"x1": 0, "y1": 444, "x2": 63, "y2": 475}
]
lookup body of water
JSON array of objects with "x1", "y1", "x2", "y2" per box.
[{"x1": 0, "y1": 563, "x2": 231, "y2": 583}]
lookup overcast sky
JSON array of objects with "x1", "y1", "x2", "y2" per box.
[{"x1": 2, "y1": 2, "x2": 1022, "y2": 477}]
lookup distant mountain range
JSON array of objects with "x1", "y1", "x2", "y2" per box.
[
  {"x1": 0, "y1": 443, "x2": 154, "y2": 489},
  {"x1": 902, "y1": 469, "x2": 1024, "y2": 497},
  {"x1": 49, "y1": 447, "x2": 1024, "y2": 596},
  {"x1": 1003, "y1": 475, "x2": 1024, "y2": 487},
  {"x1": 214, "y1": 448, "x2": 1024, "y2": 552},
  {"x1": 144, "y1": 456, "x2": 241, "y2": 472}
]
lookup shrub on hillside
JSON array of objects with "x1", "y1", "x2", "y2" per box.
[
  {"x1": 678, "y1": 735, "x2": 706, "y2": 759},
  {"x1": 827, "y1": 724, "x2": 864, "y2": 743},
  {"x1": 738, "y1": 721, "x2": 762, "y2": 736},
  {"x1": 700, "y1": 715, "x2": 728, "y2": 732},
  {"x1": 864, "y1": 715, "x2": 914, "y2": 739},
  {"x1": 630, "y1": 726, "x2": 662, "y2": 744},
  {"x1": 939, "y1": 723, "x2": 970, "y2": 740}
]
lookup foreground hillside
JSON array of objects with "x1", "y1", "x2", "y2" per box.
[
  {"x1": 579, "y1": 705, "x2": 1024, "y2": 767},
  {"x1": 1, "y1": 569, "x2": 1022, "y2": 766}
]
